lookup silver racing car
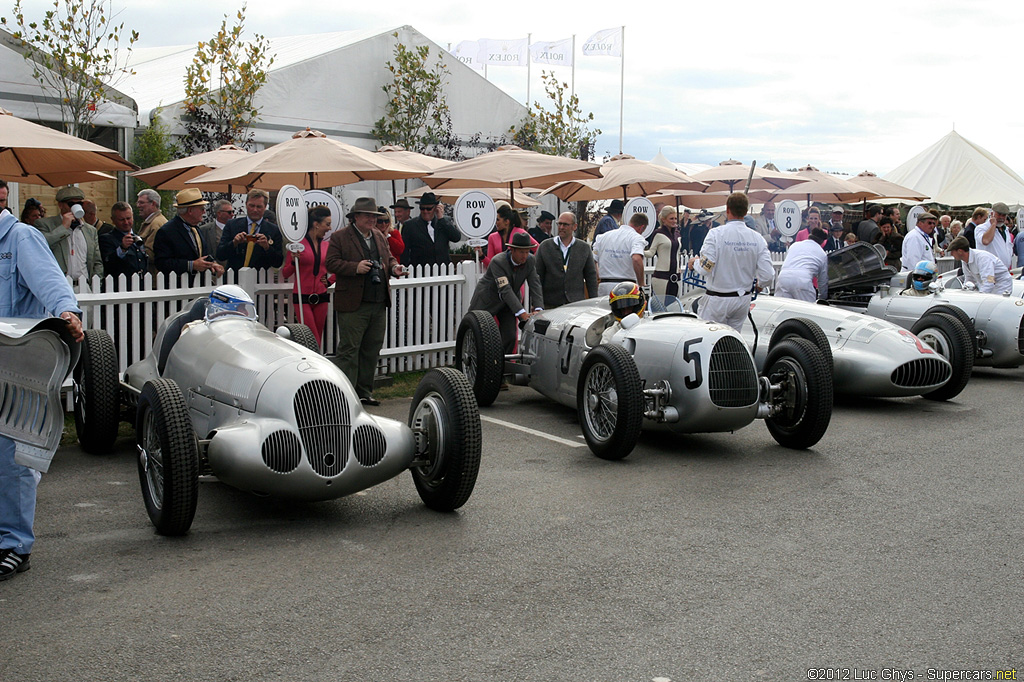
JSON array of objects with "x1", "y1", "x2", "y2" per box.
[
  {"x1": 456, "y1": 293, "x2": 834, "y2": 461},
  {"x1": 73, "y1": 285, "x2": 482, "y2": 536}
]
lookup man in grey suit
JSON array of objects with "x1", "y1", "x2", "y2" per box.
[
  {"x1": 536, "y1": 211, "x2": 598, "y2": 308},
  {"x1": 199, "y1": 199, "x2": 234, "y2": 267},
  {"x1": 468, "y1": 231, "x2": 543, "y2": 354}
]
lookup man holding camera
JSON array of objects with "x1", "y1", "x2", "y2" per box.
[
  {"x1": 216, "y1": 189, "x2": 284, "y2": 273},
  {"x1": 326, "y1": 197, "x2": 406, "y2": 406},
  {"x1": 34, "y1": 185, "x2": 103, "y2": 281},
  {"x1": 100, "y1": 201, "x2": 148, "y2": 279}
]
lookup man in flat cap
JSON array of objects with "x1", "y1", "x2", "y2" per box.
[
  {"x1": 400, "y1": 192, "x2": 461, "y2": 268},
  {"x1": 900, "y1": 211, "x2": 938, "y2": 271},
  {"x1": 529, "y1": 210, "x2": 556, "y2": 243},
  {"x1": 154, "y1": 188, "x2": 225, "y2": 283},
  {"x1": 33, "y1": 185, "x2": 103, "y2": 282},
  {"x1": 948, "y1": 236, "x2": 1013, "y2": 294}
]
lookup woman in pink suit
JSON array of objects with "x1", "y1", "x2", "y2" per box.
[
  {"x1": 482, "y1": 202, "x2": 537, "y2": 267},
  {"x1": 281, "y1": 206, "x2": 335, "y2": 347}
]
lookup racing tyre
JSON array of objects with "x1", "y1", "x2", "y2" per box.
[
  {"x1": 455, "y1": 311, "x2": 504, "y2": 407},
  {"x1": 73, "y1": 329, "x2": 120, "y2": 454},
  {"x1": 280, "y1": 323, "x2": 320, "y2": 354},
  {"x1": 408, "y1": 368, "x2": 482, "y2": 511},
  {"x1": 576, "y1": 344, "x2": 644, "y2": 460},
  {"x1": 769, "y1": 317, "x2": 833, "y2": 374},
  {"x1": 764, "y1": 338, "x2": 832, "y2": 450},
  {"x1": 924, "y1": 305, "x2": 978, "y2": 357},
  {"x1": 911, "y1": 312, "x2": 973, "y2": 401},
  {"x1": 136, "y1": 379, "x2": 199, "y2": 536}
]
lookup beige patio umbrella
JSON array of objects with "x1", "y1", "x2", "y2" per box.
[
  {"x1": 422, "y1": 144, "x2": 602, "y2": 202},
  {"x1": 375, "y1": 144, "x2": 452, "y2": 203},
  {"x1": 0, "y1": 107, "x2": 136, "y2": 186},
  {"x1": 542, "y1": 153, "x2": 707, "y2": 202},
  {"x1": 186, "y1": 128, "x2": 427, "y2": 191},
  {"x1": 648, "y1": 188, "x2": 777, "y2": 211},
  {"x1": 845, "y1": 171, "x2": 930, "y2": 201},
  {"x1": 400, "y1": 185, "x2": 542, "y2": 208},
  {"x1": 691, "y1": 159, "x2": 809, "y2": 193},
  {"x1": 130, "y1": 144, "x2": 252, "y2": 190},
  {"x1": 768, "y1": 165, "x2": 880, "y2": 206}
]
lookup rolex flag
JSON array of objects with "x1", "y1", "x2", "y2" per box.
[
  {"x1": 530, "y1": 38, "x2": 573, "y2": 66},
  {"x1": 582, "y1": 27, "x2": 622, "y2": 57},
  {"x1": 452, "y1": 40, "x2": 485, "y2": 72},
  {"x1": 481, "y1": 38, "x2": 529, "y2": 67}
]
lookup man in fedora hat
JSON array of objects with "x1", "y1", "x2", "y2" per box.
[
  {"x1": 34, "y1": 185, "x2": 103, "y2": 281},
  {"x1": 468, "y1": 231, "x2": 543, "y2": 354},
  {"x1": 326, "y1": 197, "x2": 406, "y2": 406},
  {"x1": 400, "y1": 192, "x2": 461, "y2": 268},
  {"x1": 217, "y1": 189, "x2": 284, "y2": 273},
  {"x1": 529, "y1": 210, "x2": 556, "y2": 243},
  {"x1": 390, "y1": 198, "x2": 412, "y2": 226},
  {"x1": 593, "y1": 199, "x2": 624, "y2": 239},
  {"x1": 154, "y1": 188, "x2": 225, "y2": 282}
]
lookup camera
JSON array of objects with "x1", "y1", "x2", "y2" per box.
[{"x1": 367, "y1": 259, "x2": 383, "y2": 285}]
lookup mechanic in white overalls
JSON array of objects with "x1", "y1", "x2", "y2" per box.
[{"x1": 686, "y1": 192, "x2": 775, "y2": 332}]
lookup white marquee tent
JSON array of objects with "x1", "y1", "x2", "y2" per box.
[
  {"x1": 884, "y1": 130, "x2": 1024, "y2": 207},
  {"x1": 121, "y1": 26, "x2": 527, "y2": 153}
]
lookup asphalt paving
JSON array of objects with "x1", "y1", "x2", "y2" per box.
[{"x1": 3, "y1": 367, "x2": 1023, "y2": 682}]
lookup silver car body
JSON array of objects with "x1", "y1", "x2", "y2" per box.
[
  {"x1": 515, "y1": 299, "x2": 763, "y2": 434},
  {"x1": 124, "y1": 303, "x2": 415, "y2": 501}
]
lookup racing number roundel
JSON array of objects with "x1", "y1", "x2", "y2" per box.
[
  {"x1": 454, "y1": 191, "x2": 496, "y2": 240},
  {"x1": 775, "y1": 200, "x2": 801, "y2": 238},
  {"x1": 277, "y1": 185, "x2": 308, "y2": 244}
]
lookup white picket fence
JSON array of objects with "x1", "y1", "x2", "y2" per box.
[{"x1": 65, "y1": 249, "x2": 795, "y2": 381}]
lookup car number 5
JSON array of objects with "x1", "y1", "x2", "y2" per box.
[{"x1": 683, "y1": 337, "x2": 703, "y2": 389}]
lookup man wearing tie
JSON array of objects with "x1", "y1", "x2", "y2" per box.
[
  {"x1": 400, "y1": 192, "x2": 461, "y2": 268},
  {"x1": 154, "y1": 188, "x2": 225, "y2": 284},
  {"x1": 216, "y1": 189, "x2": 284, "y2": 273}
]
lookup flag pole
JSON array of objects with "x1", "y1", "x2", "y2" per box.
[
  {"x1": 571, "y1": 35, "x2": 576, "y2": 96},
  {"x1": 618, "y1": 25, "x2": 625, "y2": 154},
  {"x1": 526, "y1": 33, "x2": 531, "y2": 106}
]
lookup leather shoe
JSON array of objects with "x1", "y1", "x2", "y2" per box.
[{"x1": 360, "y1": 397, "x2": 381, "y2": 406}]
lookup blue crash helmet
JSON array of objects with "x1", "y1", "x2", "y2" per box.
[
  {"x1": 911, "y1": 260, "x2": 937, "y2": 291},
  {"x1": 207, "y1": 284, "x2": 258, "y2": 322}
]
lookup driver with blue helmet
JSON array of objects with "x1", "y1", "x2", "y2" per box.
[{"x1": 903, "y1": 260, "x2": 937, "y2": 296}]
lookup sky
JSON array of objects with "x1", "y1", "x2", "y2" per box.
[{"x1": 10, "y1": 0, "x2": 1024, "y2": 177}]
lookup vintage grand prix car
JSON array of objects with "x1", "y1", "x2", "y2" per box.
[
  {"x1": 455, "y1": 297, "x2": 834, "y2": 461},
  {"x1": 673, "y1": 290, "x2": 963, "y2": 401},
  {"x1": 826, "y1": 242, "x2": 1024, "y2": 369},
  {"x1": 73, "y1": 286, "x2": 481, "y2": 536}
]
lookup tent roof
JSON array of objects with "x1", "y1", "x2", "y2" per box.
[
  {"x1": 121, "y1": 26, "x2": 528, "y2": 150},
  {"x1": 884, "y1": 130, "x2": 1024, "y2": 207}
]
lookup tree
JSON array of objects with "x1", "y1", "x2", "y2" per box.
[
  {"x1": 372, "y1": 35, "x2": 453, "y2": 154},
  {"x1": 511, "y1": 71, "x2": 601, "y2": 161},
  {"x1": 1, "y1": 0, "x2": 139, "y2": 138},
  {"x1": 178, "y1": 4, "x2": 274, "y2": 155}
]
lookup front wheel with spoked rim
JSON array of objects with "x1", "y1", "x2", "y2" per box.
[
  {"x1": 136, "y1": 379, "x2": 198, "y2": 536},
  {"x1": 576, "y1": 344, "x2": 644, "y2": 460}
]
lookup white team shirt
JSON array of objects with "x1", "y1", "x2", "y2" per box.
[
  {"x1": 693, "y1": 220, "x2": 775, "y2": 294},
  {"x1": 776, "y1": 239, "x2": 829, "y2": 299},
  {"x1": 593, "y1": 224, "x2": 646, "y2": 282},
  {"x1": 962, "y1": 248, "x2": 1013, "y2": 294},
  {"x1": 901, "y1": 227, "x2": 936, "y2": 270},
  {"x1": 974, "y1": 220, "x2": 1013, "y2": 269}
]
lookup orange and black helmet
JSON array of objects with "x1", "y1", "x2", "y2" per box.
[{"x1": 608, "y1": 282, "x2": 647, "y2": 321}]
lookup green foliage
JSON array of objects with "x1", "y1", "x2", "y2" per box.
[
  {"x1": 1, "y1": 0, "x2": 138, "y2": 138},
  {"x1": 131, "y1": 116, "x2": 176, "y2": 214},
  {"x1": 511, "y1": 71, "x2": 601, "y2": 161},
  {"x1": 372, "y1": 34, "x2": 453, "y2": 154},
  {"x1": 178, "y1": 4, "x2": 274, "y2": 154}
]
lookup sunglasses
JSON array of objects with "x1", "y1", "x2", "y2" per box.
[{"x1": 376, "y1": 219, "x2": 389, "y2": 225}]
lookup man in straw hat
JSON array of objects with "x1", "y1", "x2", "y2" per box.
[
  {"x1": 400, "y1": 192, "x2": 461, "y2": 268},
  {"x1": 154, "y1": 188, "x2": 225, "y2": 283},
  {"x1": 326, "y1": 197, "x2": 406, "y2": 407},
  {"x1": 468, "y1": 231, "x2": 543, "y2": 355}
]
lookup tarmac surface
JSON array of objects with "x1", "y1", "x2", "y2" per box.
[{"x1": 3, "y1": 366, "x2": 1023, "y2": 682}]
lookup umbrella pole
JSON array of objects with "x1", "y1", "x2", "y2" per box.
[
  {"x1": 508, "y1": 182, "x2": 514, "y2": 206},
  {"x1": 391, "y1": 179, "x2": 397, "y2": 205},
  {"x1": 294, "y1": 252, "x2": 305, "y2": 328},
  {"x1": 743, "y1": 161, "x2": 756, "y2": 194}
]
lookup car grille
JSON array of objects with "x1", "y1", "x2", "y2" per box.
[
  {"x1": 294, "y1": 380, "x2": 351, "y2": 477},
  {"x1": 353, "y1": 424, "x2": 387, "y2": 466},
  {"x1": 262, "y1": 430, "x2": 302, "y2": 473},
  {"x1": 891, "y1": 358, "x2": 952, "y2": 388},
  {"x1": 707, "y1": 337, "x2": 759, "y2": 407}
]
